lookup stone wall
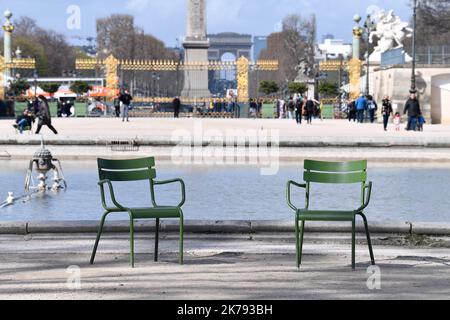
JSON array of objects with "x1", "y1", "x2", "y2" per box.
[{"x1": 372, "y1": 66, "x2": 450, "y2": 124}]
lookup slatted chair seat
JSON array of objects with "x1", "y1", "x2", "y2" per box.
[
  {"x1": 287, "y1": 159, "x2": 376, "y2": 270},
  {"x1": 129, "y1": 206, "x2": 183, "y2": 219},
  {"x1": 90, "y1": 157, "x2": 185, "y2": 267},
  {"x1": 297, "y1": 210, "x2": 356, "y2": 221}
]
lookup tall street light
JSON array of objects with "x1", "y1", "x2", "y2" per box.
[
  {"x1": 411, "y1": 0, "x2": 418, "y2": 93},
  {"x1": 33, "y1": 68, "x2": 38, "y2": 99},
  {"x1": 363, "y1": 14, "x2": 376, "y2": 96},
  {"x1": 157, "y1": 74, "x2": 161, "y2": 97},
  {"x1": 151, "y1": 72, "x2": 156, "y2": 97}
]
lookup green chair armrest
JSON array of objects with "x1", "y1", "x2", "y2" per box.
[
  {"x1": 354, "y1": 181, "x2": 372, "y2": 213},
  {"x1": 98, "y1": 179, "x2": 126, "y2": 211},
  {"x1": 286, "y1": 180, "x2": 307, "y2": 212},
  {"x1": 152, "y1": 178, "x2": 186, "y2": 208}
]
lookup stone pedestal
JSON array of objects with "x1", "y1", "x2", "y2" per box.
[
  {"x1": 181, "y1": 0, "x2": 211, "y2": 99},
  {"x1": 181, "y1": 40, "x2": 211, "y2": 99}
]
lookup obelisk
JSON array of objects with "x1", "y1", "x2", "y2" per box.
[{"x1": 181, "y1": 0, "x2": 211, "y2": 99}]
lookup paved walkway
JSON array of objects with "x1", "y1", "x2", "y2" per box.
[
  {"x1": 2, "y1": 118, "x2": 450, "y2": 140},
  {"x1": 3, "y1": 118, "x2": 450, "y2": 161},
  {"x1": 0, "y1": 232, "x2": 449, "y2": 300}
]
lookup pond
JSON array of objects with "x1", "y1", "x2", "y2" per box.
[{"x1": 0, "y1": 160, "x2": 449, "y2": 223}]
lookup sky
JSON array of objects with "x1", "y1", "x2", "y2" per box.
[{"x1": 0, "y1": 0, "x2": 412, "y2": 47}]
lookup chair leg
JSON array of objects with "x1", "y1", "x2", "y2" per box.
[
  {"x1": 129, "y1": 217, "x2": 135, "y2": 268},
  {"x1": 295, "y1": 217, "x2": 300, "y2": 268},
  {"x1": 352, "y1": 219, "x2": 356, "y2": 270},
  {"x1": 180, "y1": 213, "x2": 184, "y2": 265},
  {"x1": 299, "y1": 221, "x2": 305, "y2": 266},
  {"x1": 359, "y1": 213, "x2": 376, "y2": 265},
  {"x1": 154, "y1": 218, "x2": 160, "y2": 262},
  {"x1": 90, "y1": 211, "x2": 109, "y2": 265}
]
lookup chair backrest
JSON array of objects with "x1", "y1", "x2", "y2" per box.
[
  {"x1": 98, "y1": 157, "x2": 156, "y2": 182},
  {"x1": 304, "y1": 160, "x2": 367, "y2": 184}
]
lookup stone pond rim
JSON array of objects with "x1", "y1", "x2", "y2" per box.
[
  {"x1": 1, "y1": 220, "x2": 450, "y2": 235},
  {"x1": 3, "y1": 136, "x2": 450, "y2": 148}
]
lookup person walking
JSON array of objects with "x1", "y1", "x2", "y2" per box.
[
  {"x1": 305, "y1": 97, "x2": 315, "y2": 125},
  {"x1": 295, "y1": 96, "x2": 304, "y2": 125},
  {"x1": 347, "y1": 99, "x2": 357, "y2": 122},
  {"x1": 173, "y1": 96, "x2": 181, "y2": 118},
  {"x1": 249, "y1": 99, "x2": 257, "y2": 118},
  {"x1": 318, "y1": 101, "x2": 324, "y2": 121},
  {"x1": 113, "y1": 96, "x2": 121, "y2": 118},
  {"x1": 35, "y1": 95, "x2": 58, "y2": 135},
  {"x1": 278, "y1": 98, "x2": 286, "y2": 119},
  {"x1": 275, "y1": 99, "x2": 280, "y2": 118},
  {"x1": 404, "y1": 90, "x2": 422, "y2": 131},
  {"x1": 287, "y1": 97, "x2": 295, "y2": 119},
  {"x1": 119, "y1": 89, "x2": 133, "y2": 122},
  {"x1": 367, "y1": 95, "x2": 378, "y2": 123},
  {"x1": 355, "y1": 93, "x2": 367, "y2": 123},
  {"x1": 381, "y1": 96, "x2": 393, "y2": 131},
  {"x1": 393, "y1": 112, "x2": 402, "y2": 131}
]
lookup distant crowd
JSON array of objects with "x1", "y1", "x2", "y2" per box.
[
  {"x1": 345, "y1": 89, "x2": 424, "y2": 131},
  {"x1": 12, "y1": 88, "x2": 426, "y2": 134},
  {"x1": 275, "y1": 95, "x2": 322, "y2": 125}
]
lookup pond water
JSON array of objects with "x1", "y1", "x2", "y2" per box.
[{"x1": 0, "y1": 161, "x2": 449, "y2": 222}]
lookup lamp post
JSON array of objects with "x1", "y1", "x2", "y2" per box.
[
  {"x1": 15, "y1": 47, "x2": 22, "y2": 59},
  {"x1": 411, "y1": 0, "x2": 418, "y2": 93},
  {"x1": 152, "y1": 72, "x2": 156, "y2": 97},
  {"x1": 3, "y1": 10, "x2": 14, "y2": 80},
  {"x1": 363, "y1": 14, "x2": 376, "y2": 96},
  {"x1": 157, "y1": 74, "x2": 161, "y2": 97},
  {"x1": 152, "y1": 73, "x2": 161, "y2": 97},
  {"x1": 33, "y1": 69, "x2": 38, "y2": 99}
]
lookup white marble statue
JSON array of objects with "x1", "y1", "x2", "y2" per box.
[{"x1": 369, "y1": 10, "x2": 413, "y2": 62}]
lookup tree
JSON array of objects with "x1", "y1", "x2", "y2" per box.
[
  {"x1": 40, "y1": 83, "x2": 60, "y2": 96},
  {"x1": 7, "y1": 17, "x2": 76, "y2": 77},
  {"x1": 70, "y1": 81, "x2": 92, "y2": 95},
  {"x1": 36, "y1": 29, "x2": 76, "y2": 76},
  {"x1": 318, "y1": 82, "x2": 339, "y2": 97},
  {"x1": 8, "y1": 79, "x2": 30, "y2": 97},
  {"x1": 74, "y1": 47, "x2": 91, "y2": 59},
  {"x1": 416, "y1": 0, "x2": 450, "y2": 42},
  {"x1": 259, "y1": 14, "x2": 317, "y2": 91},
  {"x1": 403, "y1": 0, "x2": 450, "y2": 51},
  {"x1": 259, "y1": 81, "x2": 279, "y2": 96},
  {"x1": 282, "y1": 14, "x2": 317, "y2": 80},
  {"x1": 95, "y1": 15, "x2": 182, "y2": 96},
  {"x1": 96, "y1": 14, "x2": 135, "y2": 60},
  {"x1": 288, "y1": 82, "x2": 308, "y2": 95}
]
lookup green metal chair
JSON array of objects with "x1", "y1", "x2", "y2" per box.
[
  {"x1": 90, "y1": 157, "x2": 185, "y2": 267},
  {"x1": 286, "y1": 160, "x2": 375, "y2": 270}
]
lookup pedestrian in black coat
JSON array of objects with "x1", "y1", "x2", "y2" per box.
[
  {"x1": 35, "y1": 95, "x2": 58, "y2": 134},
  {"x1": 381, "y1": 96, "x2": 393, "y2": 131},
  {"x1": 404, "y1": 91, "x2": 421, "y2": 131},
  {"x1": 173, "y1": 97, "x2": 181, "y2": 118}
]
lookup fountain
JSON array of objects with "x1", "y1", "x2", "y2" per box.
[
  {"x1": 24, "y1": 137, "x2": 67, "y2": 192},
  {"x1": 1, "y1": 137, "x2": 67, "y2": 209}
]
